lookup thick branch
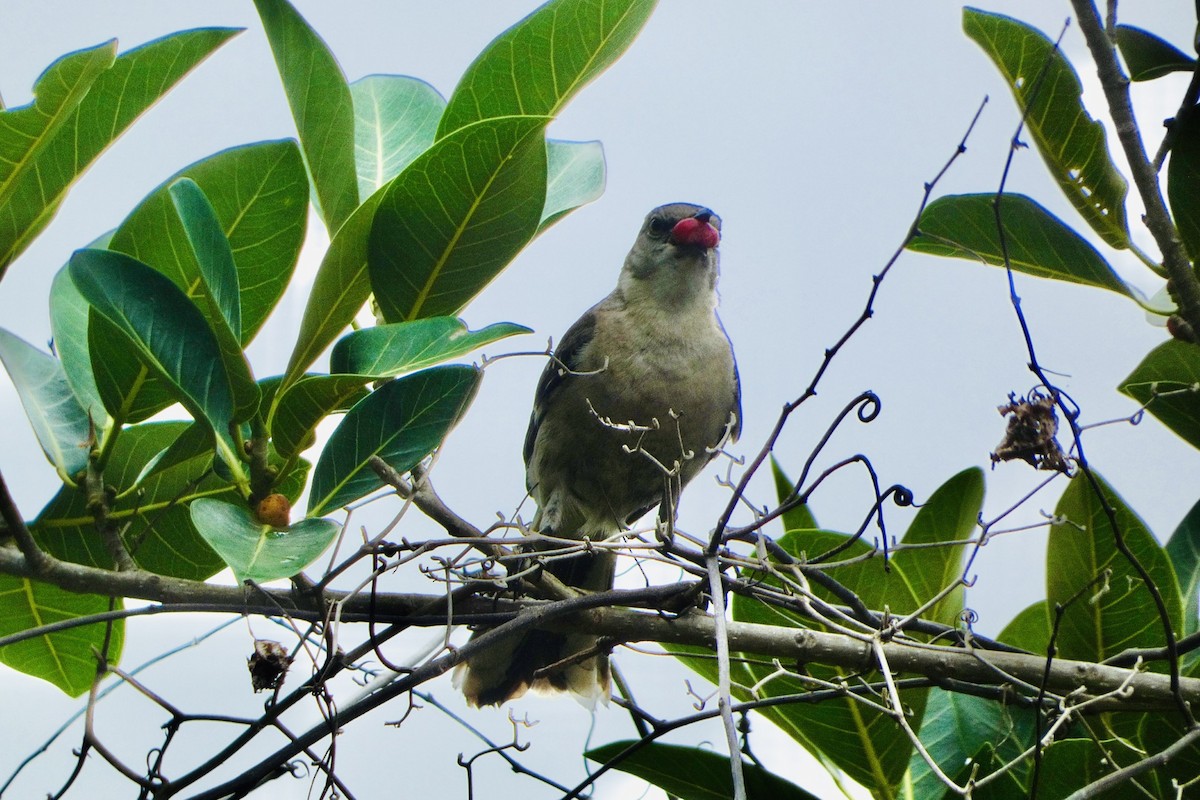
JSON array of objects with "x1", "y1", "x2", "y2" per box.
[
  {"x1": 577, "y1": 608, "x2": 1200, "y2": 712},
  {"x1": 1069, "y1": 0, "x2": 1200, "y2": 338},
  {"x1": 2, "y1": 543, "x2": 1192, "y2": 712}
]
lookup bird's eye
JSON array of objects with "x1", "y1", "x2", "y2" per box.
[{"x1": 647, "y1": 216, "x2": 672, "y2": 237}]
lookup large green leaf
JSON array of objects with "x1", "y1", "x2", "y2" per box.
[
  {"x1": 254, "y1": 0, "x2": 358, "y2": 231},
  {"x1": 281, "y1": 190, "x2": 380, "y2": 390},
  {"x1": 770, "y1": 458, "x2": 819, "y2": 533},
  {"x1": 0, "y1": 28, "x2": 239, "y2": 275},
  {"x1": 1048, "y1": 472, "x2": 1182, "y2": 664},
  {"x1": 963, "y1": 8, "x2": 1130, "y2": 249},
  {"x1": 68, "y1": 250, "x2": 236, "y2": 460},
  {"x1": 906, "y1": 689, "x2": 1034, "y2": 800},
  {"x1": 540, "y1": 139, "x2": 605, "y2": 230},
  {"x1": 0, "y1": 40, "x2": 115, "y2": 281},
  {"x1": 330, "y1": 318, "x2": 530, "y2": 377},
  {"x1": 369, "y1": 115, "x2": 550, "y2": 322},
  {"x1": 33, "y1": 421, "x2": 225, "y2": 577},
  {"x1": 308, "y1": 366, "x2": 480, "y2": 516},
  {"x1": 997, "y1": 600, "x2": 1051, "y2": 654},
  {"x1": 1166, "y1": 496, "x2": 1200, "y2": 637},
  {"x1": 891, "y1": 467, "x2": 982, "y2": 628},
  {"x1": 585, "y1": 741, "x2": 821, "y2": 800},
  {"x1": 1119, "y1": 339, "x2": 1200, "y2": 451},
  {"x1": 0, "y1": 327, "x2": 91, "y2": 479},
  {"x1": 49, "y1": 248, "x2": 110, "y2": 425},
  {"x1": 33, "y1": 421, "x2": 309, "y2": 579},
  {"x1": 1115, "y1": 24, "x2": 1195, "y2": 82},
  {"x1": 270, "y1": 374, "x2": 368, "y2": 459},
  {"x1": 1126, "y1": 711, "x2": 1200, "y2": 796},
  {"x1": 108, "y1": 139, "x2": 308, "y2": 344},
  {"x1": 350, "y1": 74, "x2": 445, "y2": 200},
  {"x1": 274, "y1": 318, "x2": 526, "y2": 458},
  {"x1": 908, "y1": 193, "x2": 1131, "y2": 297},
  {"x1": 1168, "y1": 106, "x2": 1200, "y2": 263},
  {"x1": 87, "y1": 313, "x2": 176, "y2": 425},
  {"x1": 169, "y1": 178, "x2": 241, "y2": 339},
  {"x1": 728, "y1": 530, "x2": 926, "y2": 797},
  {"x1": 1034, "y1": 739, "x2": 1109, "y2": 800},
  {"x1": 438, "y1": 0, "x2": 657, "y2": 136},
  {"x1": 190, "y1": 498, "x2": 339, "y2": 584},
  {"x1": 168, "y1": 179, "x2": 259, "y2": 423},
  {"x1": 0, "y1": 575, "x2": 122, "y2": 697}
]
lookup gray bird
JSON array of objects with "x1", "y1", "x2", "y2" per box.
[{"x1": 459, "y1": 202, "x2": 741, "y2": 707}]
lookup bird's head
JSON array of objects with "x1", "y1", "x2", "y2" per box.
[{"x1": 620, "y1": 203, "x2": 722, "y2": 309}]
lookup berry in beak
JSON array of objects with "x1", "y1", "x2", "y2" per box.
[{"x1": 670, "y1": 213, "x2": 720, "y2": 250}]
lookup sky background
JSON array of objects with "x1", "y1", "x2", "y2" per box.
[{"x1": 1, "y1": 2, "x2": 1197, "y2": 798}]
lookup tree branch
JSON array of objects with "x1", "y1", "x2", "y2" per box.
[
  {"x1": 1069, "y1": 0, "x2": 1200, "y2": 340},
  {"x1": 0, "y1": 472, "x2": 48, "y2": 573}
]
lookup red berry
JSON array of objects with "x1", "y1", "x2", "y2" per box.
[{"x1": 670, "y1": 217, "x2": 719, "y2": 249}]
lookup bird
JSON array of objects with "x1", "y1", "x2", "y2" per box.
[{"x1": 458, "y1": 202, "x2": 741, "y2": 707}]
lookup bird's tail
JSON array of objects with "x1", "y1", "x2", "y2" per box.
[{"x1": 456, "y1": 550, "x2": 614, "y2": 707}]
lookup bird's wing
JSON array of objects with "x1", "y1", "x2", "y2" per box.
[
  {"x1": 730, "y1": 355, "x2": 743, "y2": 444},
  {"x1": 523, "y1": 306, "x2": 599, "y2": 469},
  {"x1": 720, "y1": 317, "x2": 742, "y2": 444}
]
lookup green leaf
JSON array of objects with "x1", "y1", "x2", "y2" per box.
[
  {"x1": 108, "y1": 139, "x2": 308, "y2": 344},
  {"x1": 585, "y1": 741, "x2": 821, "y2": 800},
  {"x1": 168, "y1": 178, "x2": 259, "y2": 423},
  {"x1": 541, "y1": 139, "x2": 605, "y2": 230},
  {"x1": 1049, "y1": 472, "x2": 1182, "y2": 664},
  {"x1": 1115, "y1": 24, "x2": 1195, "y2": 81},
  {"x1": 770, "y1": 457, "x2": 819, "y2": 532},
  {"x1": 729, "y1": 530, "x2": 926, "y2": 795},
  {"x1": 50, "y1": 235, "x2": 112, "y2": 425},
  {"x1": 997, "y1": 600, "x2": 1051, "y2": 654},
  {"x1": 34, "y1": 421, "x2": 224, "y2": 576},
  {"x1": 1127, "y1": 711, "x2": 1200, "y2": 796},
  {"x1": 281, "y1": 190, "x2": 379, "y2": 390},
  {"x1": 169, "y1": 178, "x2": 241, "y2": 339},
  {"x1": 34, "y1": 421, "x2": 309, "y2": 579},
  {"x1": 190, "y1": 498, "x2": 339, "y2": 584},
  {"x1": 135, "y1": 420, "x2": 213, "y2": 484},
  {"x1": 963, "y1": 8, "x2": 1130, "y2": 249},
  {"x1": 0, "y1": 327, "x2": 91, "y2": 478},
  {"x1": 1035, "y1": 739, "x2": 1108, "y2": 799},
  {"x1": 87, "y1": 313, "x2": 176, "y2": 425},
  {"x1": 275, "y1": 318, "x2": 526, "y2": 458},
  {"x1": 1166, "y1": 496, "x2": 1200, "y2": 637},
  {"x1": 0, "y1": 40, "x2": 115, "y2": 281},
  {"x1": 438, "y1": 0, "x2": 657, "y2": 136},
  {"x1": 906, "y1": 689, "x2": 1035, "y2": 800},
  {"x1": 330, "y1": 318, "x2": 530, "y2": 377},
  {"x1": 0, "y1": 27, "x2": 240, "y2": 275},
  {"x1": 68, "y1": 250, "x2": 235, "y2": 456},
  {"x1": 254, "y1": 0, "x2": 358, "y2": 231},
  {"x1": 1119, "y1": 339, "x2": 1200, "y2": 451},
  {"x1": 908, "y1": 194, "x2": 1131, "y2": 297},
  {"x1": 81, "y1": 145, "x2": 303, "y2": 429},
  {"x1": 350, "y1": 74, "x2": 445, "y2": 200},
  {"x1": 270, "y1": 374, "x2": 368, "y2": 459},
  {"x1": 308, "y1": 365, "x2": 480, "y2": 516},
  {"x1": 369, "y1": 115, "x2": 550, "y2": 322},
  {"x1": 891, "y1": 468, "x2": 982, "y2": 627},
  {"x1": 0, "y1": 575, "x2": 122, "y2": 697},
  {"x1": 1168, "y1": 106, "x2": 1200, "y2": 262}
]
